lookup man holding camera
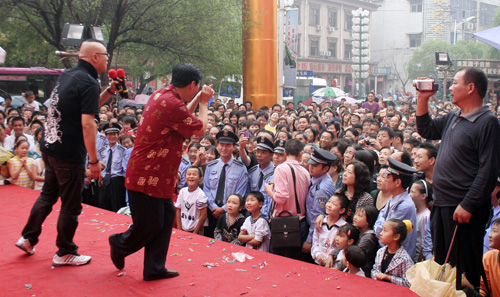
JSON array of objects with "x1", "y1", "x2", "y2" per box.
[{"x1": 416, "y1": 67, "x2": 500, "y2": 290}]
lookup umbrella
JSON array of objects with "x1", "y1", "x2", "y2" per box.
[
  {"x1": 134, "y1": 94, "x2": 150, "y2": 105},
  {"x1": 302, "y1": 96, "x2": 325, "y2": 106},
  {"x1": 312, "y1": 87, "x2": 345, "y2": 98},
  {"x1": 334, "y1": 95, "x2": 361, "y2": 104},
  {"x1": 472, "y1": 26, "x2": 500, "y2": 50}
]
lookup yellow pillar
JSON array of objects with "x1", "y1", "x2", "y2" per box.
[{"x1": 242, "y1": 0, "x2": 278, "y2": 110}]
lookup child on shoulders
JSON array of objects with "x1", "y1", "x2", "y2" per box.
[
  {"x1": 175, "y1": 166, "x2": 208, "y2": 235},
  {"x1": 214, "y1": 194, "x2": 245, "y2": 246},
  {"x1": 238, "y1": 191, "x2": 271, "y2": 252},
  {"x1": 372, "y1": 219, "x2": 414, "y2": 287},
  {"x1": 311, "y1": 193, "x2": 349, "y2": 266}
]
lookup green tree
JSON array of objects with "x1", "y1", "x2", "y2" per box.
[{"x1": 0, "y1": 0, "x2": 243, "y2": 89}]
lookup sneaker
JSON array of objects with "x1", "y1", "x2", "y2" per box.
[
  {"x1": 15, "y1": 237, "x2": 35, "y2": 255},
  {"x1": 52, "y1": 254, "x2": 92, "y2": 267}
]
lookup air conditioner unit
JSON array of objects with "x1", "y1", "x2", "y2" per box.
[
  {"x1": 316, "y1": 25, "x2": 323, "y2": 31},
  {"x1": 328, "y1": 27, "x2": 335, "y2": 33},
  {"x1": 465, "y1": 23, "x2": 475, "y2": 31}
]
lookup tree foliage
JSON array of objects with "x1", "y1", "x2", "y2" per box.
[
  {"x1": 408, "y1": 8, "x2": 500, "y2": 80},
  {"x1": 0, "y1": 0, "x2": 243, "y2": 89}
]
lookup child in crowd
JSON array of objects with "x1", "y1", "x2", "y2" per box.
[
  {"x1": 409, "y1": 180, "x2": 432, "y2": 261},
  {"x1": 353, "y1": 205, "x2": 380, "y2": 276},
  {"x1": 175, "y1": 166, "x2": 208, "y2": 235},
  {"x1": 327, "y1": 224, "x2": 360, "y2": 270},
  {"x1": 7, "y1": 140, "x2": 34, "y2": 188},
  {"x1": 372, "y1": 219, "x2": 414, "y2": 287},
  {"x1": 0, "y1": 163, "x2": 11, "y2": 185},
  {"x1": 214, "y1": 194, "x2": 245, "y2": 246},
  {"x1": 479, "y1": 218, "x2": 500, "y2": 296},
  {"x1": 311, "y1": 193, "x2": 348, "y2": 266},
  {"x1": 238, "y1": 191, "x2": 271, "y2": 252},
  {"x1": 343, "y1": 245, "x2": 367, "y2": 277}
]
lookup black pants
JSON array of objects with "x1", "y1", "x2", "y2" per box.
[
  {"x1": 431, "y1": 205, "x2": 490, "y2": 289},
  {"x1": 21, "y1": 153, "x2": 85, "y2": 256},
  {"x1": 98, "y1": 176, "x2": 126, "y2": 212},
  {"x1": 109, "y1": 190, "x2": 175, "y2": 279}
]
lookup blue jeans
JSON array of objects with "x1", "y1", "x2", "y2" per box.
[{"x1": 22, "y1": 153, "x2": 85, "y2": 256}]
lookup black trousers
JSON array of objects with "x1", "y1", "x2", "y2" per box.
[
  {"x1": 98, "y1": 176, "x2": 126, "y2": 212},
  {"x1": 431, "y1": 205, "x2": 490, "y2": 289},
  {"x1": 109, "y1": 190, "x2": 175, "y2": 279},
  {"x1": 21, "y1": 153, "x2": 85, "y2": 256}
]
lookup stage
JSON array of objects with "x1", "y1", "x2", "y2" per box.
[{"x1": 0, "y1": 185, "x2": 417, "y2": 296}]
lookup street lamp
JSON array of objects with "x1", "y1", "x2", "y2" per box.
[
  {"x1": 278, "y1": 0, "x2": 295, "y2": 105},
  {"x1": 57, "y1": 23, "x2": 106, "y2": 59},
  {"x1": 435, "y1": 52, "x2": 452, "y2": 101},
  {"x1": 351, "y1": 8, "x2": 370, "y2": 98}
]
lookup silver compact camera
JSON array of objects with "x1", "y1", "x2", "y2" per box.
[{"x1": 413, "y1": 79, "x2": 438, "y2": 91}]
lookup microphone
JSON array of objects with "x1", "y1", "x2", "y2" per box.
[{"x1": 108, "y1": 69, "x2": 129, "y2": 98}]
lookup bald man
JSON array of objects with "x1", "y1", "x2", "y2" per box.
[{"x1": 16, "y1": 39, "x2": 117, "y2": 267}]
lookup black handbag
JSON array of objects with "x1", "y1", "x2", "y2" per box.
[{"x1": 270, "y1": 164, "x2": 302, "y2": 249}]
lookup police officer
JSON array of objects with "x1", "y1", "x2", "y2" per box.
[
  {"x1": 98, "y1": 122, "x2": 129, "y2": 212},
  {"x1": 178, "y1": 154, "x2": 191, "y2": 189},
  {"x1": 303, "y1": 147, "x2": 338, "y2": 255},
  {"x1": 374, "y1": 157, "x2": 418, "y2": 261},
  {"x1": 248, "y1": 136, "x2": 275, "y2": 217},
  {"x1": 273, "y1": 139, "x2": 287, "y2": 166},
  {"x1": 203, "y1": 130, "x2": 249, "y2": 238}
]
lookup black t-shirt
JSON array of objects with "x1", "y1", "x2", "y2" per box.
[{"x1": 40, "y1": 59, "x2": 100, "y2": 163}]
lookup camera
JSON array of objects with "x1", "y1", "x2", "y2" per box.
[{"x1": 413, "y1": 79, "x2": 438, "y2": 91}]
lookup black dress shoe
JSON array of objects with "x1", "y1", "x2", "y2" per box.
[
  {"x1": 143, "y1": 269, "x2": 180, "y2": 281},
  {"x1": 109, "y1": 236, "x2": 124, "y2": 270}
]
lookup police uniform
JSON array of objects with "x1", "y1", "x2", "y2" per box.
[
  {"x1": 248, "y1": 136, "x2": 275, "y2": 217},
  {"x1": 178, "y1": 155, "x2": 191, "y2": 189},
  {"x1": 274, "y1": 139, "x2": 286, "y2": 154},
  {"x1": 204, "y1": 130, "x2": 249, "y2": 238},
  {"x1": 305, "y1": 147, "x2": 338, "y2": 243},
  {"x1": 374, "y1": 157, "x2": 418, "y2": 261},
  {"x1": 98, "y1": 123, "x2": 129, "y2": 212}
]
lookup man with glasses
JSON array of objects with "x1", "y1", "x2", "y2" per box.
[{"x1": 16, "y1": 39, "x2": 117, "y2": 266}]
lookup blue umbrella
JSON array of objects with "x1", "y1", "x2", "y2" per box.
[{"x1": 472, "y1": 26, "x2": 500, "y2": 50}]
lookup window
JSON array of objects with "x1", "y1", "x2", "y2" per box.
[
  {"x1": 344, "y1": 41, "x2": 352, "y2": 59},
  {"x1": 409, "y1": 33, "x2": 422, "y2": 47},
  {"x1": 310, "y1": 37, "x2": 319, "y2": 57},
  {"x1": 328, "y1": 9, "x2": 338, "y2": 28},
  {"x1": 410, "y1": 0, "x2": 422, "y2": 13},
  {"x1": 328, "y1": 39, "x2": 337, "y2": 58},
  {"x1": 345, "y1": 11, "x2": 353, "y2": 30},
  {"x1": 310, "y1": 5, "x2": 320, "y2": 26}
]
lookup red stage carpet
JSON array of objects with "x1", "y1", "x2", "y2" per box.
[{"x1": 0, "y1": 185, "x2": 417, "y2": 296}]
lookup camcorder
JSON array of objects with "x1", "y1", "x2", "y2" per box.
[{"x1": 413, "y1": 79, "x2": 439, "y2": 92}]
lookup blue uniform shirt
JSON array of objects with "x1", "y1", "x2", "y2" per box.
[
  {"x1": 306, "y1": 172, "x2": 337, "y2": 243},
  {"x1": 98, "y1": 143, "x2": 128, "y2": 178},
  {"x1": 178, "y1": 155, "x2": 191, "y2": 189},
  {"x1": 374, "y1": 191, "x2": 418, "y2": 261},
  {"x1": 248, "y1": 163, "x2": 275, "y2": 218},
  {"x1": 204, "y1": 157, "x2": 249, "y2": 211}
]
